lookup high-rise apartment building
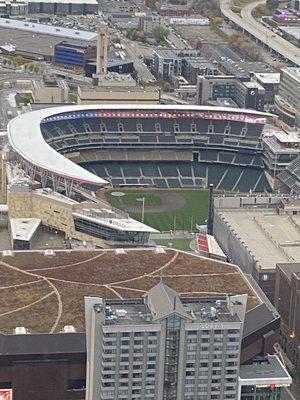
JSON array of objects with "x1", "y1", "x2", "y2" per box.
[{"x1": 85, "y1": 283, "x2": 248, "y2": 400}]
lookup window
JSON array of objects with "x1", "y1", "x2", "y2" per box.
[{"x1": 167, "y1": 314, "x2": 181, "y2": 330}]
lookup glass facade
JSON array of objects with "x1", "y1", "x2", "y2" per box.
[
  {"x1": 163, "y1": 315, "x2": 181, "y2": 400},
  {"x1": 74, "y1": 216, "x2": 150, "y2": 244},
  {"x1": 241, "y1": 385, "x2": 282, "y2": 400}
]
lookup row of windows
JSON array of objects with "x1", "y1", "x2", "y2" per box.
[{"x1": 104, "y1": 331, "x2": 158, "y2": 338}]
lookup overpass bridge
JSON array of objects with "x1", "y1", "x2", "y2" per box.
[{"x1": 220, "y1": 0, "x2": 300, "y2": 66}]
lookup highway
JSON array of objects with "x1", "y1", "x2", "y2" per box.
[{"x1": 220, "y1": 0, "x2": 300, "y2": 66}]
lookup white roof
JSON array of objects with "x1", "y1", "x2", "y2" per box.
[
  {"x1": 8, "y1": 104, "x2": 273, "y2": 185},
  {"x1": 254, "y1": 72, "x2": 280, "y2": 84},
  {"x1": 0, "y1": 18, "x2": 97, "y2": 41},
  {"x1": 73, "y1": 211, "x2": 158, "y2": 233},
  {"x1": 10, "y1": 218, "x2": 41, "y2": 241}
]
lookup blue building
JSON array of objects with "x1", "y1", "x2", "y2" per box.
[{"x1": 54, "y1": 42, "x2": 96, "y2": 68}]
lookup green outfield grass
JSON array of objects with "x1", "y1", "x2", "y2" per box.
[
  {"x1": 106, "y1": 191, "x2": 163, "y2": 207},
  {"x1": 154, "y1": 238, "x2": 192, "y2": 251},
  {"x1": 105, "y1": 189, "x2": 209, "y2": 232}
]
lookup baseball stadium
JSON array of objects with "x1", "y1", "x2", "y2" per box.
[{"x1": 5, "y1": 103, "x2": 297, "y2": 245}]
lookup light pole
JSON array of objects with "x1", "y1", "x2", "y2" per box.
[{"x1": 136, "y1": 197, "x2": 145, "y2": 224}]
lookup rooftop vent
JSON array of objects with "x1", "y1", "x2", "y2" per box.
[
  {"x1": 14, "y1": 326, "x2": 28, "y2": 335},
  {"x1": 44, "y1": 249, "x2": 55, "y2": 256},
  {"x1": 115, "y1": 309, "x2": 127, "y2": 317},
  {"x1": 63, "y1": 325, "x2": 76, "y2": 333},
  {"x1": 115, "y1": 248, "x2": 126, "y2": 255}
]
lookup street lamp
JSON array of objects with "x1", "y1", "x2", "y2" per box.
[{"x1": 136, "y1": 197, "x2": 145, "y2": 224}]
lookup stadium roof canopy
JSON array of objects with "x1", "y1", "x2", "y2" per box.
[{"x1": 7, "y1": 104, "x2": 274, "y2": 186}]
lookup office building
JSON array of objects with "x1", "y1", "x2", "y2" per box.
[
  {"x1": 139, "y1": 15, "x2": 161, "y2": 34},
  {"x1": 85, "y1": 283, "x2": 247, "y2": 400},
  {"x1": 197, "y1": 76, "x2": 265, "y2": 112},
  {"x1": 152, "y1": 49, "x2": 201, "y2": 81},
  {"x1": 290, "y1": 0, "x2": 300, "y2": 11},
  {"x1": 0, "y1": 0, "x2": 28, "y2": 15},
  {"x1": 31, "y1": 75, "x2": 69, "y2": 103},
  {"x1": 27, "y1": 0, "x2": 99, "y2": 14},
  {"x1": 275, "y1": 263, "x2": 300, "y2": 367},
  {"x1": 253, "y1": 73, "x2": 280, "y2": 104},
  {"x1": 235, "y1": 81, "x2": 265, "y2": 112},
  {"x1": 238, "y1": 355, "x2": 292, "y2": 399},
  {"x1": 54, "y1": 41, "x2": 96, "y2": 68},
  {"x1": 182, "y1": 58, "x2": 218, "y2": 85},
  {"x1": 275, "y1": 67, "x2": 300, "y2": 127},
  {"x1": 77, "y1": 85, "x2": 160, "y2": 105}
]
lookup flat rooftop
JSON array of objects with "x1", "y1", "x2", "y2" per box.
[
  {"x1": 0, "y1": 249, "x2": 261, "y2": 333},
  {"x1": 10, "y1": 218, "x2": 41, "y2": 242},
  {"x1": 0, "y1": 18, "x2": 97, "y2": 41},
  {"x1": 277, "y1": 262, "x2": 300, "y2": 281},
  {"x1": 0, "y1": 26, "x2": 96, "y2": 57},
  {"x1": 239, "y1": 355, "x2": 292, "y2": 383},
  {"x1": 218, "y1": 209, "x2": 300, "y2": 270},
  {"x1": 254, "y1": 72, "x2": 280, "y2": 84},
  {"x1": 282, "y1": 67, "x2": 300, "y2": 82},
  {"x1": 101, "y1": 295, "x2": 240, "y2": 327}
]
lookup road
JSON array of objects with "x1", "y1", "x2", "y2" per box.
[
  {"x1": 121, "y1": 37, "x2": 156, "y2": 82},
  {"x1": 220, "y1": 0, "x2": 300, "y2": 66},
  {"x1": 166, "y1": 30, "x2": 189, "y2": 49}
]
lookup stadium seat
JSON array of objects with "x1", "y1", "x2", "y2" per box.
[
  {"x1": 209, "y1": 135, "x2": 224, "y2": 144},
  {"x1": 181, "y1": 178, "x2": 194, "y2": 187},
  {"x1": 234, "y1": 153, "x2": 254, "y2": 165},
  {"x1": 230, "y1": 122, "x2": 246, "y2": 135},
  {"x1": 193, "y1": 163, "x2": 207, "y2": 178},
  {"x1": 158, "y1": 163, "x2": 179, "y2": 177},
  {"x1": 234, "y1": 169, "x2": 261, "y2": 192},
  {"x1": 218, "y1": 167, "x2": 243, "y2": 191},
  {"x1": 177, "y1": 163, "x2": 193, "y2": 177},
  {"x1": 245, "y1": 123, "x2": 263, "y2": 138},
  {"x1": 218, "y1": 152, "x2": 235, "y2": 163},
  {"x1": 105, "y1": 163, "x2": 122, "y2": 176},
  {"x1": 153, "y1": 179, "x2": 168, "y2": 188},
  {"x1": 207, "y1": 164, "x2": 228, "y2": 187},
  {"x1": 167, "y1": 178, "x2": 181, "y2": 188},
  {"x1": 140, "y1": 164, "x2": 160, "y2": 177},
  {"x1": 121, "y1": 163, "x2": 141, "y2": 177},
  {"x1": 255, "y1": 173, "x2": 272, "y2": 192}
]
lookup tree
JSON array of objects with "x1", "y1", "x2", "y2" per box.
[
  {"x1": 212, "y1": 17, "x2": 223, "y2": 26},
  {"x1": 266, "y1": 0, "x2": 279, "y2": 11},
  {"x1": 152, "y1": 26, "x2": 169, "y2": 44},
  {"x1": 163, "y1": 82, "x2": 172, "y2": 92}
]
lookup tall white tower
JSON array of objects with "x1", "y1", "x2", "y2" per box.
[{"x1": 96, "y1": 24, "x2": 108, "y2": 75}]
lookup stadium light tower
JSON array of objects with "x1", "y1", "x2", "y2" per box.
[
  {"x1": 96, "y1": 24, "x2": 108, "y2": 75},
  {"x1": 207, "y1": 184, "x2": 214, "y2": 235}
]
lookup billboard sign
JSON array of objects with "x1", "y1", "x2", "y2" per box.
[{"x1": 0, "y1": 390, "x2": 12, "y2": 400}]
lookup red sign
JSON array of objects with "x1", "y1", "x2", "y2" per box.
[{"x1": 0, "y1": 390, "x2": 12, "y2": 400}]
